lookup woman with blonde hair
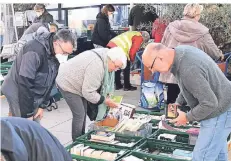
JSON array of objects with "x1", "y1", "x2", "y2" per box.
[{"x1": 160, "y1": 3, "x2": 224, "y2": 104}]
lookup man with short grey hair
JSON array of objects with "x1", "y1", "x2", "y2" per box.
[
  {"x1": 142, "y1": 43, "x2": 231, "y2": 161},
  {"x1": 2, "y1": 29, "x2": 77, "y2": 121}
]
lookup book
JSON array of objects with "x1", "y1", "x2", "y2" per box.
[
  {"x1": 165, "y1": 104, "x2": 178, "y2": 119},
  {"x1": 107, "y1": 103, "x2": 136, "y2": 122},
  {"x1": 111, "y1": 95, "x2": 123, "y2": 104},
  {"x1": 90, "y1": 131, "x2": 115, "y2": 142}
]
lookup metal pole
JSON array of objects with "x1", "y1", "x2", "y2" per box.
[
  {"x1": 58, "y1": 3, "x2": 62, "y2": 21},
  {"x1": 129, "y1": 3, "x2": 134, "y2": 31},
  {"x1": 64, "y1": 9, "x2": 68, "y2": 27},
  {"x1": 11, "y1": 3, "x2": 18, "y2": 41}
]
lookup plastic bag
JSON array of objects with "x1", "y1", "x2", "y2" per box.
[{"x1": 140, "y1": 81, "x2": 164, "y2": 110}]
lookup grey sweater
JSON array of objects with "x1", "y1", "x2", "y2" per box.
[
  {"x1": 171, "y1": 45, "x2": 231, "y2": 122},
  {"x1": 56, "y1": 48, "x2": 109, "y2": 104}
]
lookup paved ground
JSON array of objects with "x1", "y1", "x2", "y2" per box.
[
  {"x1": 1, "y1": 88, "x2": 231, "y2": 160},
  {"x1": 0, "y1": 87, "x2": 143, "y2": 146}
]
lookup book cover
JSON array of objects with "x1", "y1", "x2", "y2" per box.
[
  {"x1": 108, "y1": 103, "x2": 136, "y2": 122},
  {"x1": 110, "y1": 95, "x2": 123, "y2": 104},
  {"x1": 91, "y1": 131, "x2": 115, "y2": 142}
]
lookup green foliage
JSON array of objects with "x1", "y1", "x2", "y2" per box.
[{"x1": 138, "y1": 4, "x2": 231, "y2": 52}]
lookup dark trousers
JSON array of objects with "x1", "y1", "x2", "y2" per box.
[
  {"x1": 166, "y1": 83, "x2": 180, "y2": 104},
  {"x1": 115, "y1": 60, "x2": 130, "y2": 88},
  {"x1": 58, "y1": 86, "x2": 87, "y2": 141},
  {"x1": 4, "y1": 92, "x2": 40, "y2": 123}
]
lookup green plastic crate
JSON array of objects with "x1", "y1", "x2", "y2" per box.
[
  {"x1": 134, "y1": 110, "x2": 164, "y2": 116},
  {"x1": 149, "y1": 119, "x2": 160, "y2": 134},
  {"x1": 1, "y1": 61, "x2": 13, "y2": 66},
  {"x1": 134, "y1": 110, "x2": 163, "y2": 123},
  {"x1": 120, "y1": 151, "x2": 191, "y2": 161},
  {"x1": 66, "y1": 141, "x2": 129, "y2": 161},
  {"x1": 166, "y1": 120, "x2": 198, "y2": 130},
  {"x1": 76, "y1": 130, "x2": 145, "y2": 150},
  {"x1": 1, "y1": 62, "x2": 13, "y2": 75},
  {"x1": 149, "y1": 129, "x2": 194, "y2": 147},
  {"x1": 130, "y1": 139, "x2": 194, "y2": 161}
]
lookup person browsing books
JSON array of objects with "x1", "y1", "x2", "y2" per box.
[
  {"x1": 56, "y1": 47, "x2": 127, "y2": 141},
  {"x1": 107, "y1": 31, "x2": 150, "y2": 91},
  {"x1": 142, "y1": 43, "x2": 231, "y2": 161}
]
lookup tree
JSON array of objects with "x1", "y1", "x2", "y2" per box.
[
  {"x1": 13, "y1": 4, "x2": 36, "y2": 12},
  {"x1": 137, "y1": 4, "x2": 231, "y2": 53}
]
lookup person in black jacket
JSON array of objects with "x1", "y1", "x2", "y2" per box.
[
  {"x1": 33, "y1": 4, "x2": 54, "y2": 24},
  {"x1": 1, "y1": 117, "x2": 72, "y2": 161},
  {"x1": 92, "y1": 4, "x2": 117, "y2": 47},
  {"x1": 1, "y1": 29, "x2": 77, "y2": 121},
  {"x1": 128, "y1": 4, "x2": 159, "y2": 35}
]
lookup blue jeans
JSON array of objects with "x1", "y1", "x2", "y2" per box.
[
  {"x1": 0, "y1": 35, "x2": 3, "y2": 48},
  {"x1": 193, "y1": 107, "x2": 231, "y2": 161}
]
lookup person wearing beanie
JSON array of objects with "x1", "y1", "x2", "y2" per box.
[
  {"x1": 56, "y1": 47, "x2": 127, "y2": 141},
  {"x1": 107, "y1": 31, "x2": 150, "y2": 90}
]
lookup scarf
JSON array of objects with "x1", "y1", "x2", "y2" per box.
[{"x1": 96, "y1": 59, "x2": 115, "y2": 120}]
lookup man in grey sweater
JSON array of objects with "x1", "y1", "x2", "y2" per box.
[
  {"x1": 142, "y1": 43, "x2": 231, "y2": 161},
  {"x1": 56, "y1": 47, "x2": 127, "y2": 141}
]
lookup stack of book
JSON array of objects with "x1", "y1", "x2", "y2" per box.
[
  {"x1": 70, "y1": 143, "x2": 119, "y2": 161},
  {"x1": 90, "y1": 131, "x2": 115, "y2": 142},
  {"x1": 89, "y1": 131, "x2": 136, "y2": 147}
]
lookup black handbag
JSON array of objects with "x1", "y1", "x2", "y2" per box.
[
  {"x1": 86, "y1": 50, "x2": 104, "y2": 121},
  {"x1": 87, "y1": 102, "x2": 98, "y2": 121},
  {"x1": 86, "y1": 86, "x2": 101, "y2": 121}
]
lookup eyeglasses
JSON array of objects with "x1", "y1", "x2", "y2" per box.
[
  {"x1": 149, "y1": 56, "x2": 157, "y2": 71},
  {"x1": 112, "y1": 61, "x2": 122, "y2": 71},
  {"x1": 57, "y1": 43, "x2": 70, "y2": 55},
  {"x1": 114, "y1": 62, "x2": 121, "y2": 70}
]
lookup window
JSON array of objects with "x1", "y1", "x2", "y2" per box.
[
  {"x1": 62, "y1": 4, "x2": 100, "y2": 8},
  {"x1": 48, "y1": 10, "x2": 65, "y2": 21},
  {"x1": 102, "y1": 5, "x2": 130, "y2": 27},
  {"x1": 113, "y1": 5, "x2": 130, "y2": 27},
  {"x1": 67, "y1": 7, "x2": 99, "y2": 36},
  {"x1": 46, "y1": 4, "x2": 58, "y2": 9}
]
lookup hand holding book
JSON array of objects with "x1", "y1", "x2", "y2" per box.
[{"x1": 105, "y1": 98, "x2": 118, "y2": 108}]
